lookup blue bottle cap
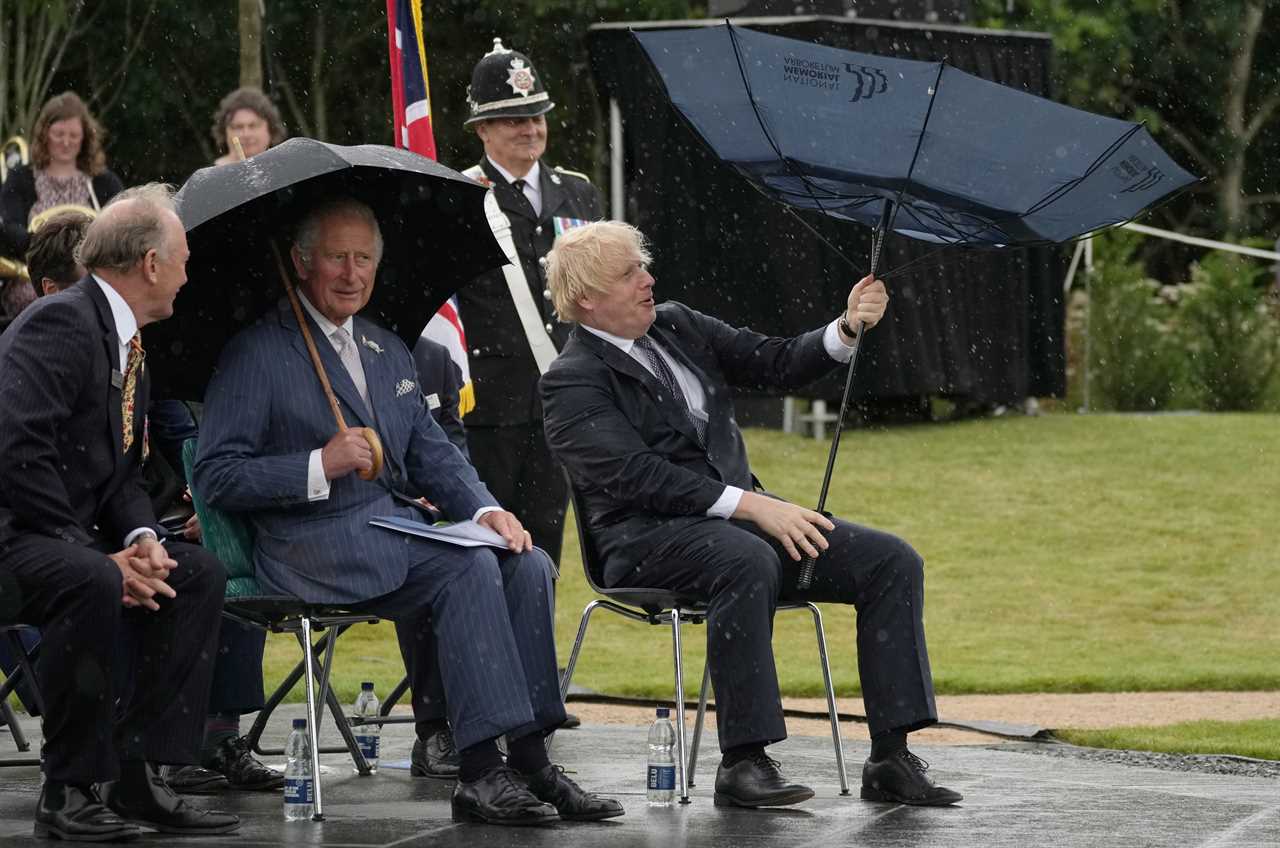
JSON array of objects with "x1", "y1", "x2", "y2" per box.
[
  {"x1": 292, "y1": 718, "x2": 307, "y2": 729},
  {"x1": 656, "y1": 707, "x2": 670, "y2": 718},
  {"x1": 361, "y1": 682, "x2": 375, "y2": 690}
]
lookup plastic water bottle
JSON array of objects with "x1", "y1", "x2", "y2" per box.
[
  {"x1": 646, "y1": 706, "x2": 676, "y2": 806},
  {"x1": 283, "y1": 718, "x2": 314, "y2": 821},
  {"x1": 353, "y1": 681, "x2": 381, "y2": 773}
]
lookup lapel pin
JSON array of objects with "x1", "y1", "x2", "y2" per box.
[{"x1": 361, "y1": 336, "x2": 384, "y2": 354}]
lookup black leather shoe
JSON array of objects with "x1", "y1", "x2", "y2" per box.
[
  {"x1": 861, "y1": 750, "x2": 963, "y2": 806},
  {"x1": 559, "y1": 713, "x2": 582, "y2": 730},
  {"x1": 204, "y1": 735, "x2": 283, "y2": 790},
  {"x1": 713, "y1": 751, "x2": 814, "y2": 808},
  {"x1": 525, "y1": 764, "x2": 624, "y2": 821},
  {"x1": 161, "y1": 764, "x2": 229, "y2": 795},
  {"x1": 100, "y1": 761, "x2": 240, "y2": 834},
  {"x1": 34, "y1": 782, "x2": 140, "y2": 842},
  {"x1": 411, "y1": 728, "x2": 460, "y2": 779},
  {"x1": 451, "y1": 766, "x2": 559, "y2": 826}
]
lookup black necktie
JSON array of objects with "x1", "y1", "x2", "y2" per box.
[
  {"x1": 634, "y1": 335, "x2": 707, "y2": 447},
  {"x1": 511, "y1": 178, "x2": 526, "y2": 192}
]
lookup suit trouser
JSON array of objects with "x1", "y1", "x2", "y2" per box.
[
  {"x1": 617, "y1": 516, "x2": 938, "y2": 751},
  {"x1": 207, "y1": 620, "x2": 266, "y2": 715},
  {"x1": 468, "y1": 422, "x2": 569, "y2": 565},
  {"x1": 0, "y1": 536, "x2": 224, "y2": 783},
  {"x1": 351, "y1": 542, "x2": 565, "y2": 751}
]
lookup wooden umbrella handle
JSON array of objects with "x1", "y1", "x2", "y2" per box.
[{"x1": 269, "y1": 241, "x2": 385, "y2": 481}]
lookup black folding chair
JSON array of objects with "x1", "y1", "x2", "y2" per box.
[
  {"x1": 0, "y1": 624, "x2": 43, "y2": 767},
  {"x1": 557, "y1": 482, "x2": 849, "y2": 803}
]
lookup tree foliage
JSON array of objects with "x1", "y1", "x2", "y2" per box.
[{"x1": 975, "y1": 0, "x2": 1280, "y2": 240}]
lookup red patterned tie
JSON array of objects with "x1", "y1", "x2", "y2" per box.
[{"x1": 121, "y1": 332, "x2": 144, "y2": 452}]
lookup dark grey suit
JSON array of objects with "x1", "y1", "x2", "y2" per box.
[
  {"x1": 194, "y1": 300, "x2": 565, "y2": 749},
  {"x1": 0, "y1": 277, "x2": 224, "y2": 783},
  {"x1": 542, "y1": 302, "x2": 938, "y2": 750}
]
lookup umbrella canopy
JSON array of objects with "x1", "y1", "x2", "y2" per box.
[
  {"x1": 633, "y1": 24, "x2": 1197, "y2": 248},
  {"x1": 149, "y1": 137, "x2": 506, "y2": 401}
]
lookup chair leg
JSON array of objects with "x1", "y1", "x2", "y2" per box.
[
  {"x1": 670, "y1": 609, "x2": 690, "y2": 804},
  {"x1": 380, "y1": 675, "x2": 411, "y2": 716},
  {"x1": 311, "y1": 628, "x2": 369, "y2": 776},
  {"x1": 250, "y1": 624, "x2": 355, "y2": 757},
  {"x1": 688, "y1": 661, "x2": 712, "y2": 788},
  {"x1": 806, "y1": 603, "x2": 850, "y2": 795},
  {"x1": 299, "y1": 617, "x2": 326, "y2": 821},
  {"x1": 1, "y1": 696, "x2": 28, "y2": 752},
  {"x1": 547, "y1": 600, "x2": 602, "y2": 758},
  {"x1": 7, "y1": 631, "x2": 45, "y2": 717}
]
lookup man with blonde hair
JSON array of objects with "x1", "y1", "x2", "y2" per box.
[{"x1": 541, "y1": 220, "x2": 962, "y2": 809}]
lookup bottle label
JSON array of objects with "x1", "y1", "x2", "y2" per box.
[
  {"x1": 284, "y1": 777, "x2": 314, "y2": 804},
  {"x1": 356, "y1": 734, "x2": 381, "y2": 760},
  {"x1": 647, "y1": 764, "x2": 676, "y2": 791}
]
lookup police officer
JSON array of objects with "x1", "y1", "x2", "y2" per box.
[{"x1": 460, "y1": 38, "x2": 604, "y2": 567}]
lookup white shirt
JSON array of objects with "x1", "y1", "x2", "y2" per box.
[
  {"x1": 93, "y1": 275, "x2": 155, "y2": 547},
  {"x1": 297, "y1": 294, "x2": 499, "y2": 523},
  {"x1": 582, "y1": 317, "x2": 856, "y2": 519},
  {"x1": 487, "y1": 157, "x2": 542, "y2": 217}
]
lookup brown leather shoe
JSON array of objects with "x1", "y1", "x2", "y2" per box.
[
  {"x1": 100, "y1": 761, "x2": 240, "y2": 835},
  {"x1": 34, "y1": 782, "x2": 140, "y2": 842},
  {"x1": 861, "y1": 750, "x2": 963, "y2": 806},
  {"x1": 713, "y1": 751, "x2": 814, "y2": 808}
]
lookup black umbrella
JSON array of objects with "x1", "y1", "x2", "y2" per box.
[{"x1": 148, "y1": 137, "x2": 506, "y2": 402}]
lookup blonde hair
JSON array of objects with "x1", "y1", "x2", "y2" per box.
[{"x1": 546, "y1": 220, "x2": 651, "y2": 323}]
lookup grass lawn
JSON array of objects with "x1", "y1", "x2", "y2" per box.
[
  {"x1": 264, "y1": 413, "x2": 1280, "y2": 726},
  {"x1": 1057, "y1": 719, "x2": 1280, "y2": 761}
]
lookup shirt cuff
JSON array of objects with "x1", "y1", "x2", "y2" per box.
[
  {"x1": 824, "y1": 318, "x2": 856, "y2": 363},
  {"x1": 707, "y1": 485, "x2": 744, "y2": 519},
  {"x1": 307, "y1": 449, "x2": 331, "y2": 501},
  {"x1": 473, "y1": 505, "x2": 501, "y2": 522},
  {"x1": 124, "y1": 527, "x2": 158, "y2": 547}
]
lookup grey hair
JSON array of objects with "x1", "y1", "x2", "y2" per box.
[
  {"x1": 294, "y1": 198, "x2": 384, "y2": 266},
  {"x1": 77, "y1": 183, "x2": 178, "y2": 272}
]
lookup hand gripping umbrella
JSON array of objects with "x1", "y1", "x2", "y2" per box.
[
  {"x1": 633, "y1": 23, "x2": 1198, "y2": 587},
  {"x1": 153, "y1": 137, "x2": 508, "y2": 479}
]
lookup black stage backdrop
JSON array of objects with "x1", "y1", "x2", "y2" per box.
[{"x1": 587, "y1": 17, "x2": 1066, "y2": 416}]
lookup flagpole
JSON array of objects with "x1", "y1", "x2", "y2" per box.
[{"x1": 796, "y1": 200, "x2": 894, "y2": 591}]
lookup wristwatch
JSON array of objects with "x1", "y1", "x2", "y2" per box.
[{"x1": 838, "y1": 314, "x2": 858, "y2": 340}]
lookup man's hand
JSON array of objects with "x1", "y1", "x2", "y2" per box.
[
  {"x1": 182, "y1": 513, "x2": 202, "y2": 542},
  {"x1": 108, "y1": 543, "x2": 177, "y2": 611},
  {"x1": 477, "y1": 510, "x2": 534, "y2": 553},
  {"x1": 321, "y1": 428, "x2": 374, "y2": 480},
  {"x1": 843, "y1": 274, "x2": 889, "y2": 335},
  {"x1": 732, "y1": 491, "x2": 834, "y2": 562}
]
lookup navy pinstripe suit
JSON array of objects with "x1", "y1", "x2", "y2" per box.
[{"x1": 194, "y1": 300, "x2": 565, "y2": 749}]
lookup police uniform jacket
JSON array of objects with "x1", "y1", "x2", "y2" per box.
[{"x1": 459, "y1": 157, "x2": 604, "y2": 427}]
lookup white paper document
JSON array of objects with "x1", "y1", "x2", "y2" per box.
[{"x1": 369, "y1": 515, "x2": 509, "y2": 549}]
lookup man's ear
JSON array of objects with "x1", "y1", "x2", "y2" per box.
[
  {"x1": 290, "y1": 243, "x2": 308, "y2": 280},
  {"x1": 141, "y1": 248, "x2": 160, "y2": 283},
  {"x1": 40, "y1": 278, "x2": 58, "y2": 296},
  {"x1": 576, "y1": 293, "x2": 594, "y2": 316}
]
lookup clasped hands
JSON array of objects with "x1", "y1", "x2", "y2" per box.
[{"x1": 108, "y1": 536, "x2": 178, "y2": 610}]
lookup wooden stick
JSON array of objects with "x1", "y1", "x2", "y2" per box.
[
  {"x1": 231, "y1": 136, "x2": 246, "y2": 162},
  {"x1": 270, "y1": 241, "x2": 350, "y2": 431}
]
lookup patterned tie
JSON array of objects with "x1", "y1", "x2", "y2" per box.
[
  {"x1": 333, "y1": 327, "x2": 370, "y2": 409},
  {"x1": 121, "y1": 332, "x2": 144, "y2": 452},
  {"x1": 633, "y1": 334, "x2": 707, "y2": 447}
]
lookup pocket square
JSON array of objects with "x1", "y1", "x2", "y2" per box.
[{"x1": 395, "y1": 378, "x2": 416, "y2": 397}]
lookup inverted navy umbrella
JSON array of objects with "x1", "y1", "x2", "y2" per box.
[{"x1": 634, "y1": 23, "x2": 1198, "y2": 586}]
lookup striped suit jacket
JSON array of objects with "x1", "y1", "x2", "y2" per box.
[{"x1": 193, "y1": 299, "x2": 495, "y2": 604}]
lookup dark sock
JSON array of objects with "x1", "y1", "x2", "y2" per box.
[
  {"x1": 870, "y1": 729, "x2": 908, "y2": 762},
  {"x1": 416, "y1": 718, "x2": 448, "y2": 741},
  {"x1": 459, "y1": 739, "x2": 504, "y2": 783},
  {"x1": 201, "y1": 712, "x2": 241, "y2": 762},
  {"x1": 506, "y1": 731, "x2": 551, "y2": 775},
  {"x1": 721, "y1": 744, "x2": 764, "y2": 768}
]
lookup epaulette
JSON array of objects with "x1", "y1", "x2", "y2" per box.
[
  {"x1": 553, "y1": 166, "x2": 592, "y2": 184},
  {"x1": 462, "y1": 164, "x2": 493, "y2": 188}
]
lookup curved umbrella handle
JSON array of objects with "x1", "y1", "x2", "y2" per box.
[{"x1": 270, "y1": 241, "x2": 386, "y2": 482}]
